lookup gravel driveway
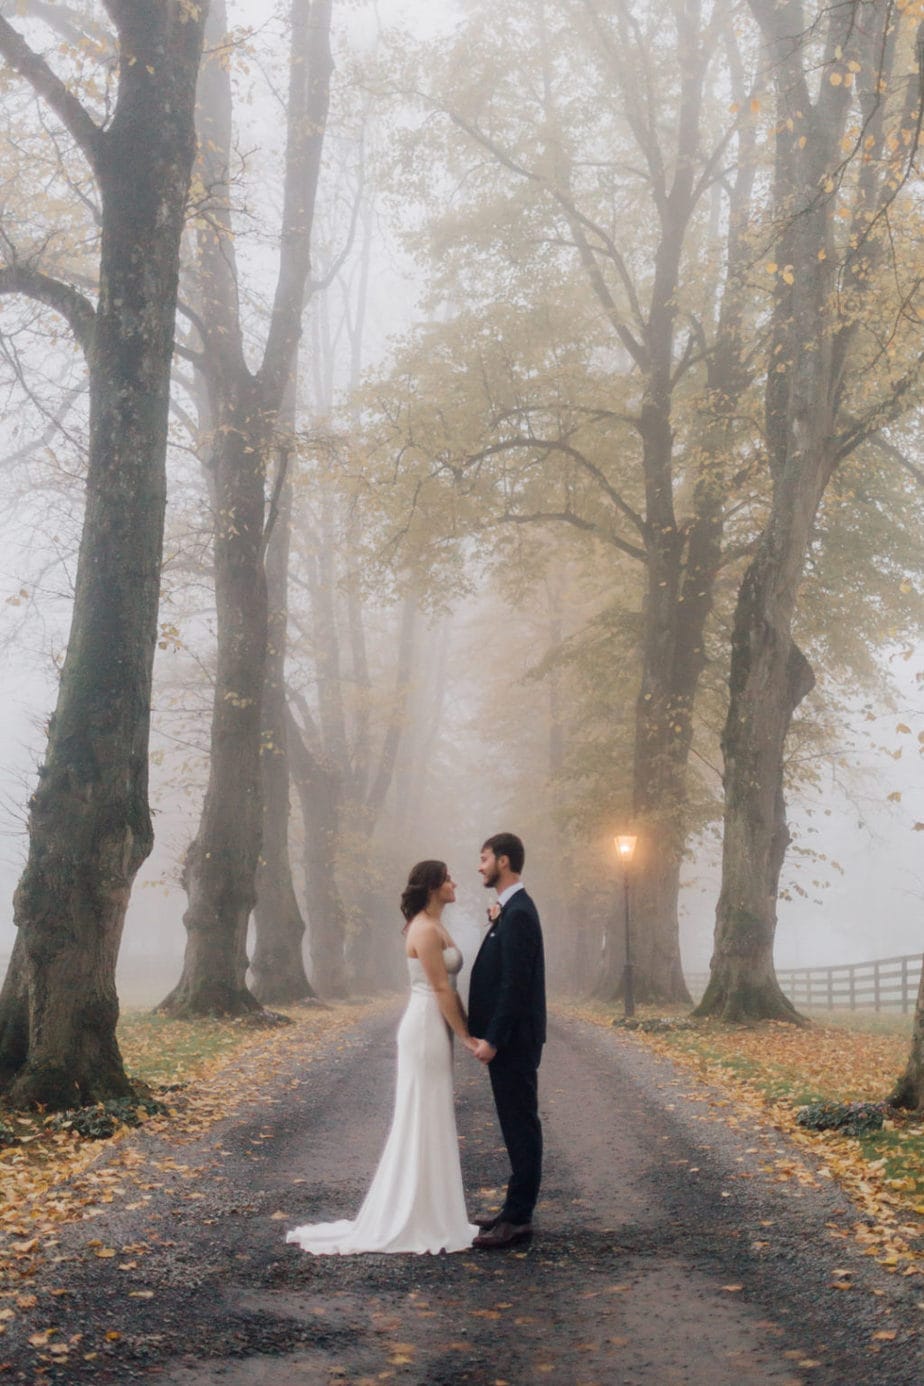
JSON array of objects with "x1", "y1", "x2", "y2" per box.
[{"x1": 1, "y1": 1007, "x2": 920, "y2": 1384}]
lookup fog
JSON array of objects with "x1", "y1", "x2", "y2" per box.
[{"x1": 0, "y1": 0, "x2": 922, "y2": 1010}]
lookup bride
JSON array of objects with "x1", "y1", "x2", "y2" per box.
[{"x1": 286, "y1": 860, "x2": 479, "y2": 1255}]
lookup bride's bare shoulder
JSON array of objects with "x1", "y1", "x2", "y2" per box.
[{"x1": 404, "y1": 914, "x2": 440, "y2": 957}]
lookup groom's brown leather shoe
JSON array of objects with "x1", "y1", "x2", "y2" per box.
[{"x1": 472, "y1": 1220, "x2": 533, "y2": 1250}]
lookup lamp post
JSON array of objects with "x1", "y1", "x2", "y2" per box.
[{"x1": 615, "y1": 834, "x2": 638, "y2": 1018}]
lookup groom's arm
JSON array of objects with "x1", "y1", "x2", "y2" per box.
[{"x1": 483, "y1": 904, "x2": 541, "y2": 1052}]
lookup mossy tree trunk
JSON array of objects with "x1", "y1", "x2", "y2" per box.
[
  {"x1": 0, "y1": 935, "x2": 29, "y2": 1089},
  {"x1": 0, "y1": 1, "x2": 208, "y2": 1106}
]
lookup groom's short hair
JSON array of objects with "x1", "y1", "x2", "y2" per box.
[{"x1": 482, "y1": 832, "x2": 525, "y2": 874}]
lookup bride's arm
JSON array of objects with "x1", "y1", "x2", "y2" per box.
[{"x1": 413, "y1": 927, "x2": 474, "y2": 1045}]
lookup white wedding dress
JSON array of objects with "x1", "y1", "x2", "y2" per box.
[{"x1": 286, "y1": 946, "x2": 478, "y2": 1255}]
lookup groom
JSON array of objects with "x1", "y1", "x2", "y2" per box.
[{"x1": 468, "y1": 832, "x2": 546, "y2": 1249}]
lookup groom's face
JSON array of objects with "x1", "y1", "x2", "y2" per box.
[{"x1": 478, "y1": 848, "x2": 503, "y2": 889}]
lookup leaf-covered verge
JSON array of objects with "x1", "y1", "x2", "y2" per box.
[
  {"x1": 569, "y1": 1002, "x2": 924, "y2": 1278},
  {"x1": 0, "y1": 1003, "x2": 381, "y2": 1307}
]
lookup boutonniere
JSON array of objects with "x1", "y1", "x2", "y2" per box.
[{"x1": 486, "y1": 903, "x2": 502, "y2": 924}]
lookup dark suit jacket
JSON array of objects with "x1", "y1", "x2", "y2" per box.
[{"x1": 468, "y1": 888, "x2": 546, "y2": 1057}]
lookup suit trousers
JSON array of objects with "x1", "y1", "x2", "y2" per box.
[{"x1": 489, "y1": 1045, "x2": 542, "y2": 1224}]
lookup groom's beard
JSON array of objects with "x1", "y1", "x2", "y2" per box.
[{"x1": 483, "y1": 868, "x2": 501, "y2": 889}]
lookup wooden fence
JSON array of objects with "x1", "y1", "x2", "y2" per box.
[{"x1": 688, "y1": 953, "x2": 922, "y2": 1014}]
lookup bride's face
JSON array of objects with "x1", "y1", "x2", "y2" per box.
[{"x1": 435, "y1": 873, "x2": 456, "y2": 906}]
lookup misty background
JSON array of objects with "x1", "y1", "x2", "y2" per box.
[{"x1": 0, "y1": 0, "x2": 921, "y2": 1008}]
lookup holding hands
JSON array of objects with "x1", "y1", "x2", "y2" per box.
[{"x1": 462, "y1": 1034, "x2": 495, "y2": 1063}]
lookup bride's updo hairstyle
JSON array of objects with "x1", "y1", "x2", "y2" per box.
[{"x1": 400, "y1": 860, "x2": 448, "y2": 926}]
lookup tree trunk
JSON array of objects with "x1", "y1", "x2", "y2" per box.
[
  {"x1": 627, "y1": 848, "x2": 687, "y2": 1004},
  {"x1": 347, "y1": 593, "x2": 417, "y2": 992},
  {"x1": 0, "y1": 934, "x2": 29, "y2": 1087},
  {"x1": 287, "y1": 706, "x2": 350, "y2": 998},
  {"x1": 891, "y1": 965, "x2": 924, "y2": 1111},
  {"x1": 0, "y1": 2, "x2": 208, "y2": 1106},
  {"x1": 251, "y1": 457, "x2": 317, "y2": 1004},
  {"x1": 160, "y1": 380, "x2": 268, "y2": 1017},
  {"x1": 588, "y1": 6, "x2": 741, "y2": 1006},
  {"x1": 695, "y1": 549, "x2": 816, "y2": 1022},
  {"x1": 162, "y1": 0, "x2": 332, "y2": 1015},
  {"x1": 593, "y1": 908, "x2": 626, "y2": 1002},
  {"x1": 697, "y1": 0, "x2": 879, "y2": 1022}
]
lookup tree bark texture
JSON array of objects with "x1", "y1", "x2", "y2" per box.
[
  {"x1": 698, "y1": 0, "x2": 892, "y2": 1021},
  {"x1": 163, "y1": 0, "x2": 333, "y2": 1015},
  {"x1": 287, "y1": 705, "x2": 350, "y2": 998},
  {"x1": 0, "y1": 1, "x2": 208, "y2": 1105},
  {"x1": 892, "y1": 965, "x2": 924, "y2": 1111},
  {"x1": 161, "y1": 377, "x2": 269, "y2": 1016},
  {"x1": 0, "y1": 935, "x2": 29, "y2": 1087},
  {"x1": 251, "y1": 457, "x2": 317, "y2": 1004}
]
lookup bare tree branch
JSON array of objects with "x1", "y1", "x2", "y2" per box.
[
  {"x1": 842, "y1": 424, "x2": 924, "y2": 489},
  {"x1": 0, "y1": 16, "x2": 103, "y2": 172},
  {"x1": 461, "y1": 433, "x2": 647, "y2": 538},
  {"x1": 476, "y1": 507, "x2": 646, "y2": 562},
  {"x1": 0, "y1": 265, "x2": 96, "y2": 355}
]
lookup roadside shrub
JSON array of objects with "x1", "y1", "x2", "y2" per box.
[{"x1": 796, "y1": 1100, "x2": 889, "y2": 1136}]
